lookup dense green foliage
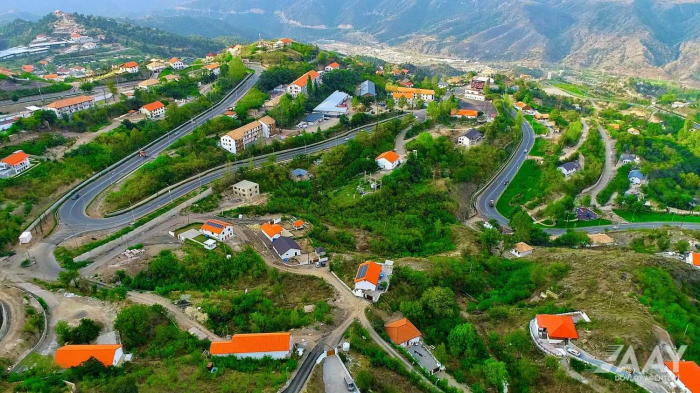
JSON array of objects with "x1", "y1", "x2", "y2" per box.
[
  {"x1": 55, "y1": 318, "x2": 101, "y2": 345},
  {"x1": 127, "y1": 247, "x2": 267, "y2": 293},
  {"x1": 635, "y1": 267, "x2": 700, "y2": 361}
]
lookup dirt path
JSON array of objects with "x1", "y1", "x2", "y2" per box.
[
  {"x1": 582, "y1": 125, "x2": 618, "y2": 205},
  {"x1": 560, "y1": 118, "x2": 589, "y2": 162},
  {"x1": 0, "y1": 286, "x2": 32, "y2": 362},
  {"x1": 51, "y1": 119, "x2": 124, "y2": 160}
]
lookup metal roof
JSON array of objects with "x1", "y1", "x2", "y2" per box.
[
  {"x1": 313, "y1": 90, "x2": 349, "y2": 115},
  {"x1": 272, "y1": 236, "x2": 301, "y2": 254},
  {"x1": 461, "y1": 128, "x2": 482, "y2": 140},
  {"x1": 629, "y1": 170, "x2": 643, "y2": 179},
  {"x1": 360, "y1": 80, "x2": 376, "y2": 96}
]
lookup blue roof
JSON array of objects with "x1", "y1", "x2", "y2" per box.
[
  {"x1": 629, "y1": 170, "x2": 643, "y2": 179},
  {"x1": 313, "y1": 90, "x2": 349, "y2": 114},
  {"x1": 291, "y1": 168, "x2": 308, "y2": 177},
  {"x1": 360, "y1": 80, "x2": 376, "y2": 96}
]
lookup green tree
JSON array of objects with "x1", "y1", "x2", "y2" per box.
[
  {"x1": 398, "y1": 96, "x2": 408, "y2": 110},
  {"x1": 673, "y1": 240, "x2": 690, "y2": 253},
  {"x1": 386, "y1": 98, "x2": 395, "y2": 111},
  {"x1": 114, "y1": 304, "x2": 169, "y2": 349},
  {"x1": 58, "y1": 269, "x2": 80, "y2": 288},
  {"x1": 80, "y1": 82, "x2": 94, "y2": 93},
  {"x1": 448, "y1": 323, "x2": 479, "y2": 356},
  {"x1": 421, "y1": 287, "x2": 457, "y2": 318},
  {"x1": 11, "y1": 93, "x2": 19, "y2": 102},
  {"x1": 480, "y1": 228, "x2": 501, "y2": 255},
  {"x1": 484, "y1": 358, "x2": 509, "y2": 393},
  {"x1": 106, "y1": 80, "x2": 118, "y2": 102}
]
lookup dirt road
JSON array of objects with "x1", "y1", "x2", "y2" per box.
[
  {"x1": 127, "y1": 292, "x2": 221, "y2": 341},
  {"x1": 0, "y1": 287, "x2": 31, "y2": 362}
]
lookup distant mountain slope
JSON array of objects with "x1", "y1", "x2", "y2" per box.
[
  {"x1": 0, "y1": 13, "x2": 224, "y2": 58},
  {"x1": 155, "y1": 0, "x2": 700, "y2": 82}
]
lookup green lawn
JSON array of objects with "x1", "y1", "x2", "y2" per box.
[
  {"x1": 496, "y1": 159, "x2": 546, "y2": 218},
  {"x1": 613, "y1": 209, "x2": 700, "y2": 223},
  {"x1": 553, "y1": 82, "x2": 589, "y2": 96},
  {"x1": 530, "y1": 138, "x2": 553, "y2": 157},
  {"x1": 174, "y1": 222, "x2": 203, "y2": 236},
  {"x1": 525, "y1": 116, "x2": 548, "y2": 135}
]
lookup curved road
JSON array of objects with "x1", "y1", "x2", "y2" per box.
[
  {"x1": 59, "y1": 66, "x2": 263, "y2": 233},
  {"x1": 477, "y1": 112, "x2": 700, "y2": 235}
]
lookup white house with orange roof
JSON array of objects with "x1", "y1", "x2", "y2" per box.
[
  {"x1": 140, "y1": 101, "x2": 165, "y2": 118},
  {"x1": 534, "y1": 314, "x2": 579, "y2": 344},
  {"x1": 203, "y1": 63, "x2": 220, "y2": 76},
  {"x1": 46, "y1": 95, "x2": 95, "y2": 116},
  {"x1": 261, "y1": 222, "x2": 283, "y2": 242},
  {"x1": 354, "y1": 261, "x2": 382, "y2": 292},
  {"x1": 286, "y1": 70, "x2": 322, "y2": 98},
  {"x1": 0, "y1": 150, "x2": 30, "y2": 178},
  {"x1": 385, "y1": 318, "x2": 422, "y2": 347},
  {"x1": 687, "y1": 252, "x2": 700, "y2": 270},
  {"x1": 511, "y1": 242, "x2": 533, "y2": 257},
  {"x1": 274, "y1": 38, "x2": 293, "y2": 49},
  {"x1": 119, "y1": 61, "x2": 139, "y2": 74},
  {"x1": 324, "y1": 62, "x2": 340, "y2": 72},
  {"x1": 200, "y1": 219, "x2": 234, "y2": 241},
  {"x1": 55, "y1": 345, "x2": 124, "y2": 368},
  {"x1": 168, "y1": 57, "x2": 185, "y2": 70},
  {"x1": 664, "y1": 361, "x2": 700, "y2": 393},
  {"x1": 376, "y1": 151, "x2": 401, "y2": 170},
  {"x1": 228, "y1": 45, "x2": 242, "y2": 56},
  {"x1": 210, "y1": 332, "x2": 293, "y2": 359}
]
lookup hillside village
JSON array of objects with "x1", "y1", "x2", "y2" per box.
[{"x1": 0, "y1": 9, "x2": 699, "y2": 393}]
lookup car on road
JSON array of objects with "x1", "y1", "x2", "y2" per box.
[
  {"x1": 612, "y1": 225, "x2": 619, "y2": 230},
  {"x1": 489, "y1": 200, "x2": 495, "y2": 207},
  {"x1": 503, "y1": 180, "x2": 509, "y2": 185},
  {"x1": 567, "y1": 348, "x2": 580, "y2": 357},
  {"x1": 344, "y1": 376, "x2": 356, "y2": 391},
  {"x1": 72, "y1": 194, "x2": 80, "y2": 200}
]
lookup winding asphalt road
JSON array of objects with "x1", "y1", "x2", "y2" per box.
[
  {"x1": 58, "y1": 65, "x2": 263, "y2": 233},
  {"x1": 477, "y1": 111, "x2": 536, "y2": 226},
  {"x1": 476, "y1": 111, "x2": 700, "y2": 235}
]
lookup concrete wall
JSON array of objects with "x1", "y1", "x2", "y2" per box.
[{"x1": 74, "y1": 188, "x2": 212, "y2": 262}]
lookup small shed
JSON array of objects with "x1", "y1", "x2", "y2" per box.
[{"x1": 19, "y1": 231, "x2": 32, "y2": 244}]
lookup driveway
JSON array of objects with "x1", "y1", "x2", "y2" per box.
[
  {"x1": 582, "y1": 124, "x2": 617, "y2": 205},
  {"x1": 560, "y1": 118, "x2": 589, "y2": 162},
  {"x1": 323, "y1": 354, "x2": 357, "y2": 393}
]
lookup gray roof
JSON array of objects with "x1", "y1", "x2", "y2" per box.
[
  {"x1": 313, "y1": 90, "x2": 349, "y2": 114},
  {"x1": 560, "y1": 162, "x2": 580, "y2": 171},
  {"x1": 272, "y1": 236, "x2": 301, "y2": 255},
  {"x1": 629, "y1": 170, "x2": 643, "y2": 179},
  {"x1": 291, "y1": 168, "x2": 308, "y2": 177},
  {"x1": 302, "y1": 113, "x2": 324, "y2": 123},
  {"x1": 621, "y1": 153, "x2": 637, "y2": 161},
  {"x1": 461, "y1": 128, "x2": 482, "y2": 140},
  {"x1": 360, "y1": 80, "x2": 376, "y2": 96}
]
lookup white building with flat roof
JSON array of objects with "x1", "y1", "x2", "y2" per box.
[{"x1": 313, "y1": 91, "x2": 350, "y2": 117}]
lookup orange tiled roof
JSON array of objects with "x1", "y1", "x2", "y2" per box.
[
  {"x1": 55, "y1": 344, "x2": 121, "y2": 368},
  {"x1": 141, "y1": 101, "x2": 164, "y2": 112},
  {"x1": 47, "y1": 95, "x2": 94, "y2": 109},
  {"x1": 210, "y1": 332, "x2": 291, "y2": 355},
  {"x1": 536, "y1": 314, "x2": 578, "y2": 340},
  {"x1": 121, "y1": 61, "x2": 138, "y2": 68},
  {"x1": 280, "y1": 38, "x2": 292, "y2": 44},
  {"x1": 0, "y1": 67, "x2": 15, "y2": 76},
  {"x1": 169, "y1": 57, "x2": 179, "y2": 64},
  {"x1": 327, "y1": 62, "x2": 339, "y2": 69},
  {"x1": 261, "y1": 223, "x2": 283, "y2": 238},
  {"x1": 2, "y1": 151, "x2": 29, "y2": 166},
  {"x1": 291, "y1": 70, "x2": 320, "y2": 88},
  {"x1": 393, "y1": 92, "x2": 412, "y2": 99},
  {"x1": 514, "y1": 242, "x2": 533, "y2": 253},
  {"x1": 22, "y1": 65, "x2": 34, "y2": 72},
  {"x1": 43, "y1": 74, "x2": 59, "y2": 79},
  {"x1": 385, "y1": 318, "x2": 422, "y2": 345},
  {"x1": 355, "y1": 261, "x2": 381, "y2": 285},
  {"x1": 203, "y1": 63, "x2": 220, "y2": 70},
  {"x1": 293, "y1": 220, "x2": 304, "y2": 228},
  {"x1": 201, "y1": 219, "x2": 232, "y2": 234},
  {"x1": 665, "y1": 361, "x2": 700, "y2": 393},
  {"x1": 690, "y1": 252, "x2": 700, "y2": 267},
  {"x1": 376, "y1": 151, "x2": 400, "y2": 164},
  {"x1": 452, "y1": 109, "x2": 478, "y2": 117}
]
